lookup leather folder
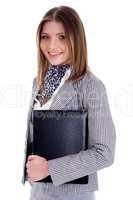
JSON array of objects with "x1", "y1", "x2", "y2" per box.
[{"x1": 27, "y1": 110, "x2": 89, "y2": 184}]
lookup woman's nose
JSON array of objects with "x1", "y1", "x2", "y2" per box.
[{"x1": 49, "y1": 39, "x2": 58, "y2": 50}]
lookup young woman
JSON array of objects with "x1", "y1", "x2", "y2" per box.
[{"x1": 21, "y1": 6, "x2": 116, "y2": 200}]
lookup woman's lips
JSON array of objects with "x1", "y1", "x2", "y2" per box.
[{"x1": 48, "y1": 52, "x2": 63, "y2": 56}]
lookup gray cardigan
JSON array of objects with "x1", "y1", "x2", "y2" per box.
[{"x1": 21, "y1": 71, "x2": 116, "y2": 193}]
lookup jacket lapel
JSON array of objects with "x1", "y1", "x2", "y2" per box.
[
  {"x1": 49, "y1": 81, "x2": 77, "y2": 109},
  {"x1": 32, "y1": 81, "x2": 77, "y2": 110}
]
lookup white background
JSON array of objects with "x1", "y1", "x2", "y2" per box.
[{"x1": 0, "y1": 0, "x2": 132, "y2": 199}]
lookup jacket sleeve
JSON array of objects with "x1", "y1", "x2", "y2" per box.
[
  {"x1": 47, "y1": 77, "x2": 116, "y2": 186},
  {"x1": 21, "y1": 77, "x2": 37, "y2": 184},
  {"x1": 26, "y1": 77, "x2": 36, "y2": 144}
]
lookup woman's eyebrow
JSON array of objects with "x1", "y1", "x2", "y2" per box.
[{"x1": 41, "y1": 32, "x2": 65, "y2": 35}]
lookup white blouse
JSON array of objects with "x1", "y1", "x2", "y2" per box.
[{"x1": 33, "y1": 67, "x2": 71, "y2": 110}]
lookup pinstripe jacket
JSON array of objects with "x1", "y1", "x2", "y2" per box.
[{"x1": 21, "y1": 70, "x2": 116, "y2": 193}]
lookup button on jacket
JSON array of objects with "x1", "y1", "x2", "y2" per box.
[{"x1": 21, "y1": 71, "x2": 116, "y2": 193}]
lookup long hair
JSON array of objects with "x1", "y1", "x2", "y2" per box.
[{"x1": 36, "y1": 5, "x2": 91, "y2": 90}]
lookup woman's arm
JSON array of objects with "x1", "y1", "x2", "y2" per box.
[{"x1": 47, "y1": 76, "x2": 116, "y2": 186}]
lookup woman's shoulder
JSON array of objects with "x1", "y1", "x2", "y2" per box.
[
  {"x1": 81, "y1": 71, "x2": 106, "y2": 92},
  {"x1": 33, "y1": 76, "x2": 36, "y2": 83},
  {"x1": 31, "y1": 77, "x2": 37, "y2": 94}
]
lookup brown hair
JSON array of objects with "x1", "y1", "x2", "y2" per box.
[{"x1": 36, "y1": 5, "x2": 91, "y2": 90}]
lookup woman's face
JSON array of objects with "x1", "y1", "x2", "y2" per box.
[{"x1": 40, "y1": 21, "x2": 70, "y2": 65}]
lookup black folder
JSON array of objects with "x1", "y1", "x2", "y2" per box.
[{"x1": 30, "y1": 110, "x2": 89, "y2": 184}]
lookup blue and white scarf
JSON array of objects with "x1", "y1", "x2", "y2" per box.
[{"x1": 35, "y1": 64, "x2": 71, "y2": 106}]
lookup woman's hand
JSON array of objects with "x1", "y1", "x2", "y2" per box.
[{"x1": 26, "y1": 155, "x2": 49, "y2": 183}]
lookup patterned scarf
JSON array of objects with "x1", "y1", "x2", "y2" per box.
[{"x1": 35, "y1": 63, "x2": 71, "y2": 106}]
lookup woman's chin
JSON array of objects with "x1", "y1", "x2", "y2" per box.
[{"x1": 49, "y1": 60, "x2": 68, "y2": 66}]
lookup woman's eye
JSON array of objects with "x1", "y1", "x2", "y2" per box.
[
  {"x1": 59, "y1": 35, "x2": 65, "y2": 39},
  {"x1": 41, "y1": 35, "x2": 49, "y2": 39},
  {"x1": 41, "y1": 35, "x2": 65, "y2": 40}
]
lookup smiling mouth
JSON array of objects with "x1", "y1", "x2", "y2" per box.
[{"x1": 48, "y1": 52, "x2": 63, "y2": 56}]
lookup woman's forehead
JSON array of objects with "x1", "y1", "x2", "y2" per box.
[{"x1": 41, "y1": 21, "x2": 65, "y2": 34}]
